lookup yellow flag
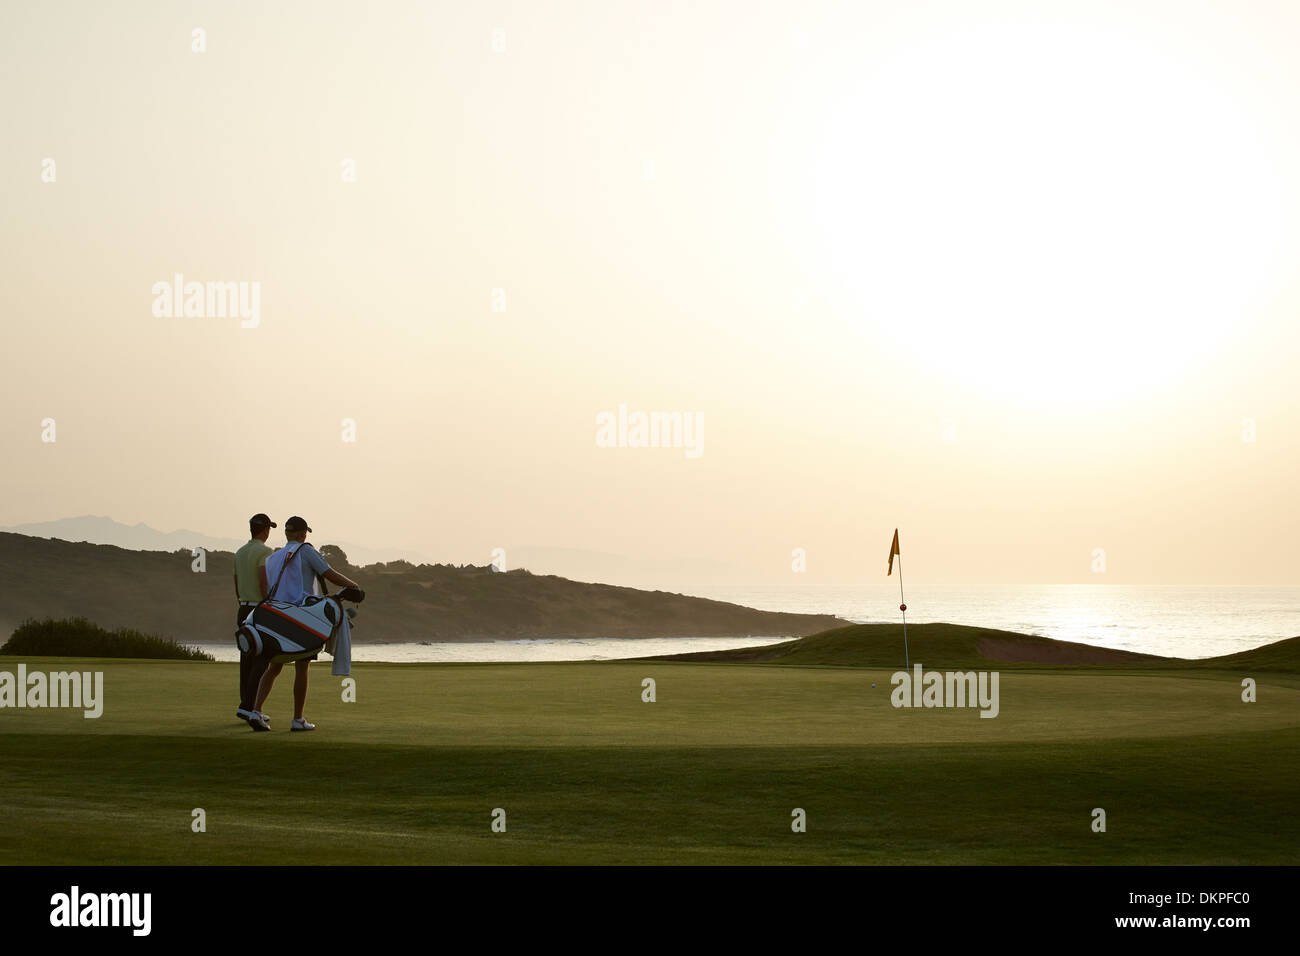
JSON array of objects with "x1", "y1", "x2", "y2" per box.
[{"x1": 887, "y1": 528, "x2": 900, "y2": 576}]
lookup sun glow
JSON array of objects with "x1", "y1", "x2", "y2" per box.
[{"x1": 815, "y1": 22, "x2": 1282, "y2": 403}]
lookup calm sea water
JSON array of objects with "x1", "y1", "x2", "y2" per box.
[
  {"x1": 694, "y1": 584, "x2": 1300, "y2": 660},
  {"x1": 194, "y1": 635, "x2": 798, "y2": 664},
  {"x1": 196, "y1": 585, "x2": 1300, "y2": 663}
]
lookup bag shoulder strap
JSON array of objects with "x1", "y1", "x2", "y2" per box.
[{"x1": 261, "y1": 542, "x2": 303, "y2": 605}]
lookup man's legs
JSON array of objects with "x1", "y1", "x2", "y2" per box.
[
  {"x1": 236, "y1": 606, "x2": 255, "y2": 715},
  {"x1": 244, "y1": 654, "x2": 271, "y2": 715},
  {"x1": 239, "y1": 650, "x2": 254, "y2": 711},
  {"x1": 292, "y1": 660, "x2": 310, "y2": 720},
  {"x1": 254, "y1": 662, "x2": 284, "y2": 714},
  {"x1": 254, "y1": 659, "x2": 311, "y2": 724}
]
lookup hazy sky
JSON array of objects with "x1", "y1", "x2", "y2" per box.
[{"x1": 3, "y1": 1, "x2": 1298, "y2": 586}]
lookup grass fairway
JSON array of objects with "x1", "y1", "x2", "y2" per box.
[{"x1": 2, "y1": 652, "x2": 1297, "y2": 864}]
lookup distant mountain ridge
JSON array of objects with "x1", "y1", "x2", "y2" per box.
[{"x1": 1, "y1": 516, "x2": 432, "y2": 569}]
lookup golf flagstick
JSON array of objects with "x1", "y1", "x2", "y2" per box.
[
  {"x1": 887, "y1": 528, "x2": 908, "y2": 669},
  {"x1": 898, "y1": 552, "x2": 909, "y2": 670}
]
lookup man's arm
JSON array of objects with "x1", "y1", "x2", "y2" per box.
[
  {"x1": 303, "y1": 543, "x2": 358, "y2": 591},
  {"x1": 258, "y1": 565, "x2": 269, "y2": 600},
  {"x1": 323, "y1": 567, "x2": 359, "y2": 590},
  {"x1": 233, "y1": 574, "x2": 239, "y2": 599}
]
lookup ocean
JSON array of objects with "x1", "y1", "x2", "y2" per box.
[
  {"x1": 195, "y1": 584, "x2": 1300, "y2": 663},
  {"x1": 694, "y1": 584, "x2": 1300, "y2": 660}
]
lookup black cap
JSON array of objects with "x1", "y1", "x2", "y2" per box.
[
  {"x1": 285, "y1": 516, "x2": 312, "y2": 533},
  {"x1": 249, "y1": 513, "x2": 277, "y2": 529}
]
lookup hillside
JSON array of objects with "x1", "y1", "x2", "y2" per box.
[
  {"x1": 0, "y1": 533, "x2": 845, "y2": 645},
  {"x1": 649, "y1": 621, "x2": 1300, "y2": 671}
]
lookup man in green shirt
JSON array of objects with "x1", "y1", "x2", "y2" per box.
[{"x1": 234, "y1": 513, "x2": 276, "y2": 727}]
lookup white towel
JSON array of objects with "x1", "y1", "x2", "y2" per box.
[{"x1": 326, "y1": 606, "x2": 352, "y2": 677}]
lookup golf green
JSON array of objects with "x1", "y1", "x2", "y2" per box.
[{"x1": 1, "y1": 658, "x2": 1296, "y2": 864}]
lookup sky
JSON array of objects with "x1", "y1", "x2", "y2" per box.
[{"x1": 2, "y1": 0, "x2": 1298, "y2": 587}]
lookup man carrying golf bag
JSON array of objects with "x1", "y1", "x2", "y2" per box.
[{"x1": 237, "y1": 516, "x2": 364, "y2": 732}]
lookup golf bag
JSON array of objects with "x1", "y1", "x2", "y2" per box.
[{"x1": 236, "y1": 596, "x2": 348, "y2": 665}]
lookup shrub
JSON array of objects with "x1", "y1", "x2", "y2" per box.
[{"x1": 1, "y1": 618, "x2": 215, "y2": 661}]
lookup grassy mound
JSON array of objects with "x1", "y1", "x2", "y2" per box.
[
  {"x1": 649, "y1": 622, "x2": 1170, "y2": 667},
  {"x1": 1, "y1": 618, "x2": 214, "y2": 661},
  {"x1": 1178, "y1": 635, "x2": 1300, "y2": 673},
  {"x1": 650, "y1": 621, "x2": 1300, "y2": 672}
]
